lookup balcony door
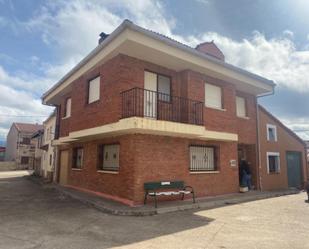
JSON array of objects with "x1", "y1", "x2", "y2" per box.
[{"x1": 144, "y1": 71, "x2": 158, "y2": 118}]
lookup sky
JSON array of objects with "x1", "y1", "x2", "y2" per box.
[{"x1": 0, "y1": 0, "x2": 309, "y2": 145}]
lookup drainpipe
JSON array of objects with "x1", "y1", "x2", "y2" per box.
[{"x1": 256, "y1": 88, "x2": 275, "y2": 191}]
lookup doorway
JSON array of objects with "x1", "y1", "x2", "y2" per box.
[
  {"x1": 286, "y1": 151, "x2": 303, "y2": 188},
  {"x1": 144, "y1": 71, "x2": 157, "y2": 118},
  {"x1": 59, "y1": 150, "x2": 69, "y2": 185}
]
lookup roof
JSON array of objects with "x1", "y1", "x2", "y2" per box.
[
  {"x1": 195, "y1": 41, "x2": 225, "y2": 61},
  {"x1": 31, "y1": 129, "x2": 44, "y2": 139},
  {"x1": 42, "y1": 19, "x2": 275, "y2": 102},
  {"x1": 258, "y1": 105, "x2": 306, "y2": 146},
  {"x1": 14, "y1": 123, "x2": 43, "y2": 133}
]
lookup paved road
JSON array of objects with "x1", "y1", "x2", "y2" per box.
[{"x1": 0, "y1": 172, "x2": 309, "y2": 249}]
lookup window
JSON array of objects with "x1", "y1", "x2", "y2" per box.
[
  {"x1": 267, "y1": 124, "x2": 277, "y2": 142},
  {"x1": 236, "y1": 96, "x2": 246, "y2": 117},
  {"x1": 72, "y1": 147, "x2": 84, "y2": 169},
  {"x1": 205, "y1": 83, "x2": 222, "y2": 109},
  {"x1": 98, "y1": 144, "x2": 120, "y2": 171},
  {"x1": 267, "y1": 152, "x2": 280, "y2": 173},
  {"x1": 190, "y1": 146, "x2": 216, "y2": 171},
  {"x1": 21, "y1": 137, "x2": 30, "y2": 145},
  {"x1": 21, "y1": 156, "x2": 29, "y2": 164},
  {"x1": 88, "y1": 76, "x2": 100, "y2": 104},
  {"x1": 64, "y1": 98, "x2": 71, "y2": 118},
  {"x1": 158, "y1": 75, "x2": 171, "y2": 101}
]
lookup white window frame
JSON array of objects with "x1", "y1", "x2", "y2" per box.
[
  {"x1": 102, "y1": 144, "x2": 120, "y2": 171},
  {"x1": 205, "y1": 83, "x2": 223, "y2": 110},
  {"x1": 266, "y1": 152, "x2": 280, "y2": 174},
  {"x1": 88, "y1": 76, "x2": 100, "y2": 104},
  {"x1": 267, "y1": 124, "x2": 277, "y2": 142},
  {"x1": 64, "y1": 98, "x2": 71, "y2": 118},
  {"x1": 236, "y1": 96, "x2": 247, "y2": 118}
]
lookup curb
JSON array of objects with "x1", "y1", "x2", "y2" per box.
[{"x1": 50, "y1": 183, "x2": 300, "y2": 216}]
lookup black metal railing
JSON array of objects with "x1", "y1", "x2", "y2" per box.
[{"x1": 121, "y1": 87, "x2": 204, "y2": 125}]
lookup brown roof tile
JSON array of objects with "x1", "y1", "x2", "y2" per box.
[{"x1": 14, "y1": 123, "x2": 43, "y2": 133}]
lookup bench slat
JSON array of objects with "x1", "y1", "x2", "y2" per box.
[{"x1": 144, "y1": 181, "x2": 184, "y2": 190}]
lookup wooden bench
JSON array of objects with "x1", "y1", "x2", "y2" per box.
[{"x1": 144, "y1": 181, "x2": 195, "y2": 208}]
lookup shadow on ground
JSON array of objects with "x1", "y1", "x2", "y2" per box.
[{"x1": 0, "y1": 175, "x2": 214, "y2": 249}]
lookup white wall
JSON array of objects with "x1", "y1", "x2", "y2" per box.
[{"x1": 5, "y1": 125, "x2": 18, "y2": 161}]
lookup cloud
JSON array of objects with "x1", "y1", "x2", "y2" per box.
[
  {"x1": 23, "y1": 0, "x2": 172, "y2": 64},
  {"x1": 187, "y1": 31, "x2": 309, "y2": 92},
  {"x1": 0, "y1": 65, "x2": 53, "y2": 138},
  {"x1": 2, "y1": 0, "x2": 308, "y2": 141}
]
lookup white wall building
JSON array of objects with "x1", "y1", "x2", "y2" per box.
[{"x1": 41, "y1": 112, "x2": 56, "y2": 180}]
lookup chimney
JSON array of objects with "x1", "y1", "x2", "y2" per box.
[
  {"x1": 195, "y1": 41, "x2": 225, "y2": 61},
  {"x1": 98, "y1": 32, "x2": 109, "y2": 44}
]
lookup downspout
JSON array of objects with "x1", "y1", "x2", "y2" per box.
[{"x1": 256, "y1": 88, "x2": 275, "y2": 191}]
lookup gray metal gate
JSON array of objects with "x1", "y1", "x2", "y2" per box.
[{"x1": 286, "y1": 151, "x2": 302, "y2": 188}]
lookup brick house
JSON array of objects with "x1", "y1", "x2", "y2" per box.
[
  {"x1": 5, "y1": 123, "x2": 43, "y2": 169},
  {"x1": 42, "y1": 20, "x2": 279, "y2": 206},
  {"x1": 258, "y1": 106, "x2": 308, "y2": 190}
]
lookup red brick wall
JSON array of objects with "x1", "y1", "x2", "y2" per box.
[
  {"x1": 259, "y1": 108, "x2": 308, "y2": 190},
  {"x1": 63, "y1": 134, "x2": 239, "y2": 205},
  {"x1": 57, "y1": 54, "x2": 257, "y2": 144},
  {"x1": 55, "y1": 54, "x2": 261, "y2": 204},
  {"x1": 66, "y1": 135, "x2": 136, "y2": 201}
]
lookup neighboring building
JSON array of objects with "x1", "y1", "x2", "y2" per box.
[
  {"x1": 258, "y1": 106, "x2": 308, "y2": 190},
  {"x1": 31, "y1": 129, "x2": 44, "y2": 175},
  {"x1": 0, "y1": 147, "x2": 5, "y2": 161},
  {"x1": 41, "y1": 112, "x2": 56, "y2": 181},
  {"x1": 42, "y1": 20, "x2": 304, "y2": 206},
  {"x1": 5, "y1": 123, "x2": 43, "y2": 169},
  {"x1": 306, "y1": 141, "x2": 309, "y2": 162}
]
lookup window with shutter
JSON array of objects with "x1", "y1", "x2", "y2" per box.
[
  {"x1": 236, "y1": 96, "x2": 246, "y2": 117},
  {"x1": 205, "y1": 83, "x2": 222, "y2": 109},
  {"x1": 88, "y1": 76, "x2": 100, "y2": 104},
  {"x1": 64, "y1": 98, "x2": 71, "y2": 117},
  {"x1": 72, "y1": 147, "x2": 83, "y2": 169},
  {"x1": 158, "y1": 75, "x2": 171, "y2": 101},
  {"x1": 98, "y1": 144, "x2": 120, "y2": 171}
]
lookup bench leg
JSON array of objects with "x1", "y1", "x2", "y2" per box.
[
  {"x1": 181, "y1": 193, "x2": 185, "y2": 200},
  {"x1": 144, "y1": 192, "x2": 148, "y2": 205},
  {"x1": 154, "y1": 194, "x2": 158, "y2": 208},
  {"x1": 192, "y1": 191, "x2": 196, "y2": 203}
]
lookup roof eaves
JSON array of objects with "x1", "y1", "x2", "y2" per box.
[
  {"x1": 127, "y1": 21, "x2": 276, "y2": 87},
  {"x1": 42, "y1": 19, "x2": 276, "y2": 103}
]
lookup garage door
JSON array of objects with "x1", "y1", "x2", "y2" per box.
[{"x1": 286, "y1": 151, "x2": 302, "y2": 188}]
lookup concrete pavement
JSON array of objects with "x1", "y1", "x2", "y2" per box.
[{"x1": 0, "y1": 171, "x2": 308, "y2": 249}]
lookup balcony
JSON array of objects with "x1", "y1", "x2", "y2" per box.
[{"x1": 121, "y1": 88, "x2": 204, "y2": 125}]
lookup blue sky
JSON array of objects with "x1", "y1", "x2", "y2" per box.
[{"x1": 0, "y1": 0, "x2": 309, "y2": 144}]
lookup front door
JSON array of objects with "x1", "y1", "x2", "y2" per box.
[
  {"x1": 286, "y1": 151, "x2": 302, "y2": 188},
  {"x1": 144, "y1": 71, "x2": 157, "y2": 118},
  {"x1": 59, "y1": 150, "x2": 69, "y2": 185}
]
